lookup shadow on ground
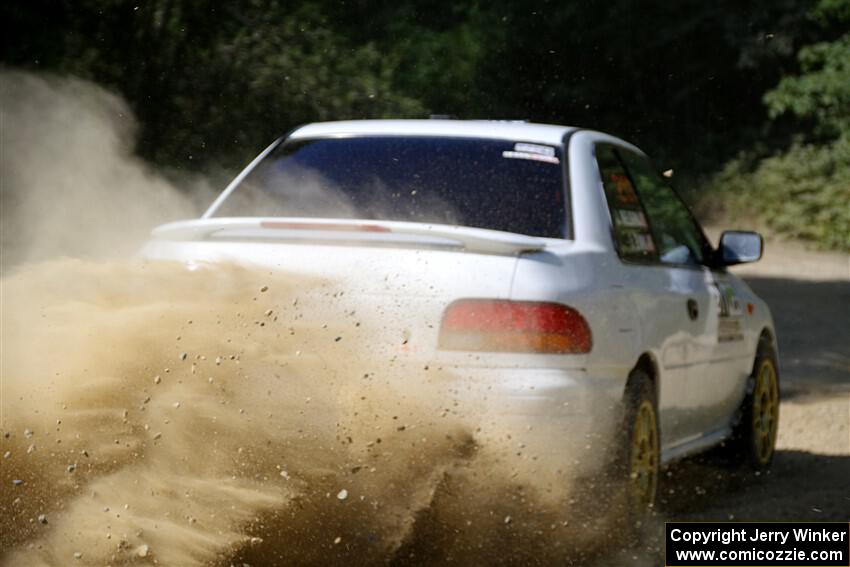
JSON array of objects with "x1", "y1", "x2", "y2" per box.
[
  {"x1": 661, "y1": 449, "x2": 850, "y2": 521},
  {"x1": 595, "y1": 449, "x2": 850, "y2": 566},
  {"x1": 743, "y1": 276, "x2": 850, "y2": 395}
]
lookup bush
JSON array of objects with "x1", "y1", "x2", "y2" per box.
[
  {"x1": 702, "y1": 0, "x2": 849, "y2": 252},
  {"x1": 705, "y1": 135, "x2": 850, "y2": 251}
]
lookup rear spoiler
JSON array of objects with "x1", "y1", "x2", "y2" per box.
[{"x1": 150, "y1": 218, "x2": 547, "y2": 255}]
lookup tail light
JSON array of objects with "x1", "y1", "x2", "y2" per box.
[{"x1": 438, "y1": 299, "x2": 592, "y2": 354}]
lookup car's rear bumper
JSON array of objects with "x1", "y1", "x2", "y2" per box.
[{"x1": 441, "y1": 365, "x2": 626, "y2": 497}]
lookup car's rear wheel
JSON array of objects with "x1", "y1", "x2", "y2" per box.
[
  {"x1": 619, "y1": 371, "x2": 659, "y2": 520},
  {"x1": 724, "y1": 337, "x2": 780, "y2": 469}
]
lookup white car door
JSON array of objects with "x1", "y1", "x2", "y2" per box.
[
  {"x1": 700, "y1": 269, "x2": 754, "y2": 429},
  {"x1": 594, "y1": 144, "x2": 716, "y2": 447},
  {"x1": 615, "y1": 150, "x2": 735, "y2": 444}
]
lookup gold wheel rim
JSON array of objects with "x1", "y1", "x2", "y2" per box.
[
  {"x1": 752, "y1": 359, "x2": 779, "y2": 465},
  {"x1": 629, "y1": 400, "x2": 658, "y2": 510}
]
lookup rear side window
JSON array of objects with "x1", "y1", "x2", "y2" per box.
[
  {"x1": 597, "y1": 144, "x2": 710, "y2": 266},
  {"x1": 596, "y1": 145, "x2": 658, "y2": 262},
  {"x1": 212, "y1": 136, "x2": 568, "y2": 238},
  {"x1": 618, "y1": 151, "x2": 708, "y2": 266}
]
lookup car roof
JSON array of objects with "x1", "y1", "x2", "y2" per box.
[{"x1": 289, "y1": 119, "x2": 577, "y2": 146}]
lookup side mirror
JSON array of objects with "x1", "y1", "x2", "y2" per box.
[{"x1": 719, "y1": 230, "x2": 763, "y2": 266}]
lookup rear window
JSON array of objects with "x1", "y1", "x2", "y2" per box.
[{"x1": 211, "y1": 136, "x2": 568, "y2": 238}]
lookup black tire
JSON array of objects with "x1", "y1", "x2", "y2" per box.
[
  {"x1": 723, "y1": 336, "x2": 780, "y2": 469},
  {"x1": 616, "y1": 370, "x2": 660, "y2": 522}
]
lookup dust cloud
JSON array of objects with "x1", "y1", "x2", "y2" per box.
[
  {"x1": 0, "y1": 260, "x2": 630, "y2": 566},
  {"x1": 1, "y1": 73, "x2": 632, "y2": 566},
  {"x1": 0, "y1": 259, "x2": 460, "y2": 565},
  {"x1": 0, "y1": 71, "x2": 206, "y2": 269}
]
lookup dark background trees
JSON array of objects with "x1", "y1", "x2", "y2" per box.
[{"x1": 2, "y1": 0, "x2": 848, "y2": 249}]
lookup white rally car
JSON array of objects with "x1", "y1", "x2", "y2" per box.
[{"x1": 142, "y1": 120, "x2": 779, "y2": 513}]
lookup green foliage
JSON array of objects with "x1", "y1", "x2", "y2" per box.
[
  {"x1": 2, "y1": 0, "x2": 847, "y2": 248},
  {"x1": 764, "y1": 34, "x2": 850, "y2": 137},
  {"x1": 156, "y1": 2, "x2": 425, "y2": 167},
  {"x1": 700, "y1": 0, "x2": 850, "y2": 251},
  {"x1": 809, "y1": 0, "x2": 850, "y2": 25},
  {"x1": 1, "y1": 0, "x2": 819, "y2": 172},
  {"x1": 709, "y1": 136, "x2": 850, "y2": 251},
  {"x1": 2, "y1": 0, "x2": 425, "y2": 169}
]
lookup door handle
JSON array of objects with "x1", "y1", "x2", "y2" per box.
[{"x1": 687, "y1": 298, "x2": 699, "y2": 321}]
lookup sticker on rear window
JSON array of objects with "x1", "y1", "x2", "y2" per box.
[
  {"x1": 620, "y1": 232, "x2": 656, "y2": 254},
  {"x1": 514, "y1": 143, "x2": 556, "y2": 157},
  {"x1": 609, "y1": 173, "x2": 639, "y2": 204},
  {"x1": 503, "y1": 142, "x2": 559, "y2": 163},
  {"x1": 615, "y1": 209, "x2": 648, "y2": 228}
]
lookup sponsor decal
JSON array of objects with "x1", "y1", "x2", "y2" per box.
[
  {"x1": 610, "y1": 173, "x2": 639, "y2": 205},
  {"x1": 615, "y1": 209, "x2": 649, "y2": 228},
  {"x1": 502, "y1": 150, "x2": 560, "y2": 164},
  {"x1": 620, "y1": 231, "x2": 656, "y2": 254},
  {"x1": 513, "y1": 142, "x2": 556, "y2": 157}
]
